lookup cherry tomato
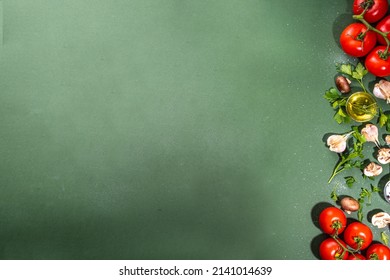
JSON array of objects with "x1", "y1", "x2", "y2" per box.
[
  {"x1": 319, "y1": 238, "x2": 349, "y2": 260},
  {"x1": 343, "y1": 222, "x2": 373, "y2": 250},
  {"x1": 347, "y1": 253, "x2": 366, "y2": 260},
  {"x1": 365, "y1": 46, "x2": 390, "y2": 77},
  {"x1": 318, "y1": 207, "x2": 347, "y2": 235},
  {"x1": 375, "y1": 15, "x2": 390, "y2": 45},
  {"x1": 340, "y1": 23, "x2": 377, "y2": 57},
  {"x1": 366, "y1": 243, "x2": 390, "y2": 260},
  {"x1": 353, "y1": 0, "x2": 389, "y2": 23}
]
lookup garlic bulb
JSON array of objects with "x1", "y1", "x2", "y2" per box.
[
  {"x1": 326, "y1": 132, "x2": 353, "y2": 153},
  {"x1": 363, "y1": 162, "x2": 383, "y2": 177},
  {"x1": 361, "y1": 123, "x2": 380, "y2": 147},
  {"x1": 373, "y1": 79, "x2": 390, "y2": 103},
  {"x1": 377, "y1": 148, "x2": 390, "y2": 164}
]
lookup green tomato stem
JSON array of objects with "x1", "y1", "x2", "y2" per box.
[
  {"x1": 352, "y1": 15, "x2": 390, "y2": 57},
  {"x1": 331, "y1": 235, "x2": 363, "y2": 257}
]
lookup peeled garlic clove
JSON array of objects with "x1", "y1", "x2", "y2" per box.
[
  {"x1": 377, "y1": 148, "x2": 390, "y2": 164},
  {"x1": 363, "y1": 162, "x2": 383, "y2": 177},
  {"x1": 327, "y1": 134, "x2": 348, "y2": 153},
  {"x1": 361, "y1": 124, "x2": 379, "y2": 146},
  {"x1": 373, "y1": 79, "x2": 390, "y2": 103}
]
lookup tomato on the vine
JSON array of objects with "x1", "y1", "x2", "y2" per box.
[
  {"x1": 318, "y1": 207, "x2": 347, "y2": 235},
  {"x1": 365, "y1": 45, "x2": 390, "y2": 77},
  {"x1": 319, "y1": 238, "x2": 349, "y2": 260},
  {"x1": 343, "y1": 222, "x2": 373, "y2": 250},
  {"x1": 375, "y1": 15, "x2": 390, "y2": 45},
  {"x1": 366, "y1": 243, "x2": 390, "y2": 260},
  {"x1": 353, "y1": 0, "x2": 389, "y2": 23},
  {"x1": 340, "y1": 23, "x2": 377, "y2": 57},
  {"x1": 347, "y1": 253, "x2": 366, "y2": 260}
]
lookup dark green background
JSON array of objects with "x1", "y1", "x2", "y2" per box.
[{"x1": 1, "y1": 0, "x2": 389, "y2": 260}]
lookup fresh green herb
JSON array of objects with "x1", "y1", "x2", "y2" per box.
[
  {"x1": 381, "y1": 232, "x2": 389, "y2": 246},
  {"x1": 357, "y1": 203, "x2": 364, "y2": 222},
  {"x1": 344, "y1": 176, "x2": 356, "y2": 188},
  {"x1": 330, "y1": 191, "x2": 338, "y2": 202},
  {"x1": 371, "y1": 184, "x2": 381, "y2": 193},
  {"x1": 379, "y1": 109, "x2": 390, "y2": 132},
  {"x1": 356, "y1": 185, "x2": 381, "y2": 222},
  {"x1": 327, "y1": 128, "x2": 366, "y2": 183},
  {"x1": 359, "y1": 185, "x2": 379, "y2": 206},
  {"x1": 323, "y1": 88, "x2": 350, "y2": 124},
  {"x1": 336, "y1": 62, "x2": 368, "y2": 92},
  {"x1": 359, "y1": 188, "x2": 372, "y2": 205},
  {"x1": 378, "y1": 108, "x2": 388, "y2": 128}
]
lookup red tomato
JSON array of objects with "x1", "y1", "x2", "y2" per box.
[
  {"x1": 375, "y1": 15, "x2": 390, "y2": 45},
  {"x1": 365, "y1": 46, "x2": 390, "y2": 77},
  {"x1": 318, "y1": 207, "x2": 347, "y2": 235},
  {"x1": 366, "y1": 243, "x2": 390, "y2": 260},
  {"x1": 340, "y1": 23, "x2": 377, "y2": 57},
  {"x1": 319, "y1": 238, "x2": 349, "y2": 260},
  {"x1": 347, "y1": 253, "x2": 366, "y2": 260},
  {"x1": 353, "y1": 0, "x2": 389, "y2": 23},
  {"x1": 343, "y1": 222, "x2": 373, "y2": 250}
]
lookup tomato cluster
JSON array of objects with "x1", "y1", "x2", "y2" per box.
[
  {"x1": 318, "y1": 207, "x2": 390, "y2": 260},
  {"x1": 340, "y1": 0, "x2": 390, "y2": 76}
]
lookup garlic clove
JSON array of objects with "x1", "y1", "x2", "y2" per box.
[
  {"x1": 361, "y1": 124, "x2": 380, "y2": 147},
  {"x1": 373, "y1": 83, "x2": 387, "y2": 101},
  {"x1": 373, "y1": 79, "x2": 390, "y2": 103},
  {"x1": 326, "y1": 133, "x2": 353, "y2": 153},
  {"x1": 363, "y1": 162, "x2": 383, "y2": 177}
]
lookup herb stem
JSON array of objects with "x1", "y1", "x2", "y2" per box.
[
  {"x1": 328, "y1": 159, "x2": 347, "y2": 184},
  {"x1": 356, "y1": 79, "x2": 367, "y2": 93}
]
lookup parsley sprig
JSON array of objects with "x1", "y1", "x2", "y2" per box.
[
  {"x1": 337, "y1": 62, "x2": 368, "y2": 93},
  {"x1": 327, "y1": 127, "x2": 366, "y2": 184},
  {"x1": 324, "y1": 88, "x2": 350, "y2": 124},
  {"x1": 357, "y1": 185, "x2": 381, "y2": 222}
]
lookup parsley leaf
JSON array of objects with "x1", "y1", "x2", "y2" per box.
[
  {"x1": 381, "y1": 232, "x2": 389, "y2": 246},
  {"x1": 345, "y1": 176, "x2": 356, "y2": 188},
  {"x1": 378, "y1": 108, "x2": 388, "y2": 128},
  {"x1": 336, "y1": 62, "x2": 368, "y2": 92},
  {"x1": 352, "y1": 62, "x2": 368, "y2": 80},
  {"x1": 323, "y1": 88, "x2": 350, "y2": 124},
  {"x1": 337, "y1": 63, "x2": 352, "y2": 76}
]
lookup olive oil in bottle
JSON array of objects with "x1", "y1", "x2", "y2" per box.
[{"x1": 346, "y1": 92, "x2": 377, "y2": 122}]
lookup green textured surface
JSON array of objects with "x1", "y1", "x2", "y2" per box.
[{"x1": 1, "y1": 0, "x2": 389, "y2": 260}]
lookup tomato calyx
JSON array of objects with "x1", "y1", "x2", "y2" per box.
[
  {"x1": 353, "y1": 237, "x2": 364, "y2": 250},
  {"x1": 368, "y1": 252, "x2": 379, "y2": 260},
  {"x1": 331, "y1": 220, "x2": 343, "y2": 235},
  {"x1": 378, "y1": 49, "x2": 390, "y2": 59},
  {"x1": 359, "y1": 0, "x2": 375, "y2": 12},
  {"x1": 356, "y1": 31, "x2": 368, "y2": 41}
]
